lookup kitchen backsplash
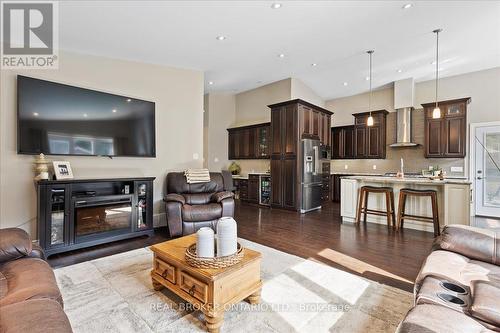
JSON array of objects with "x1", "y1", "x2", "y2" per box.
[
  {"x1": 330, "y1": 110, "x2": 466, "y2": 176},
  {"x1": 232, "y1": 160, "x2": 270, "y2": 176}
]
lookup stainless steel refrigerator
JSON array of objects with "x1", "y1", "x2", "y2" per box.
[{"x1": 300, "y1": 138, "x2": 322, "y2": 213}]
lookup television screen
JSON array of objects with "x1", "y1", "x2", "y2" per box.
[{"x1": 17, "y1": 76, "x2": 156, "y2": 157}]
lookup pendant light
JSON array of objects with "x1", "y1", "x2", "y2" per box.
[
  {"x1": 432, "y1": 29, "x2": 443, "y2": 119},
  {"x1": 367, "y1": 50, "x2": 375, "y2": 127}
]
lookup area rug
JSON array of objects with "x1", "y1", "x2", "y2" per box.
[{"x1": 54, "y1": 239, "x2": 412, "y2": 332}]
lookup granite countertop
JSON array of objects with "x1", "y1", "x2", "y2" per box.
[
  {"x1": 232, "y1": 172, "x2": 270, "y2": 180},
  {"x1": 342, "y1": 175, "x2": 471, "y2": 185}
]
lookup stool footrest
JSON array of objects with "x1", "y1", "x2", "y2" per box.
[{"x1": 400, "y1": 214, "x2": 434, "y2": 222}]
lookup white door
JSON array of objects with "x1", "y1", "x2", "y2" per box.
[{"x1": 475, "y1": 125, "x2": 500, "y2": 217}]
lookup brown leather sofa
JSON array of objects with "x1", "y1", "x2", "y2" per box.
[
  {"x1": 397, "y1": 225, "x2": 500, "y2": 333},
  {"x1": 164, "y1": 172, "x2": 235, "y2": 237},
  {"x1": 0, "y1": 228, "x2": 72, "y2": 333}
]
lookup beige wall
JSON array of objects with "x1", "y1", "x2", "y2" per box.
[
  {"x1": 204, "y1": 93, "x2": 236, "y2": 172},
  {"x1": 234, "y1": 78, "x2": 291, "y2": 126},
  {"x1": 291, "y1": 78, "x2": 325, "y2": 107},
  {"x1": 326, "y1": 67, "x2": 500, "y2": 175},
  {"x1": 0, "y1": 51, "x2": 204, "y2": 236},
  {"x1": 326, "y1": 87, "x2": 395, "y2": 126}
]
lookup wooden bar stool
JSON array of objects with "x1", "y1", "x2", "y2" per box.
[
  {"x1": 356, "y1": 186, "x2": 396, "y2": 227},
  {"x1": 397, "y1": 188, "x2": 440, "y2": 236}
]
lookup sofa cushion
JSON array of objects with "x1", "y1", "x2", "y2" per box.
[
  {"x1": 212, "y1": 191, "x2": 234, "y2": 203},
  {"x1": 0, "y1": 299, "x2": 72, "y2": 333},
  {"x1": 183, "y1": 193, "x2": 214, "y2": 205},
  {"x1": 182, "y1": 203, "x2": 222, "y2": 222},
  {"x1": 0, "y1": 228, "x2": 32, "y2": 263},
  {"x1": 397, "y1": 304, "x2": 495, "y2": 333},
  {"x1": 470, "y1": 280, "x2": 500, "y2": 327},
  {"x1": 0, "y1": 257, "x2": 62, "y2": 307},
  {"x1": 415, "y1": 250, "x2": 500, "y2": 294}
]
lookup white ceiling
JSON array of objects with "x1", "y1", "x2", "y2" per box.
[{"x1": 59, "y1": 1, "x2": 500, "y2": 100}]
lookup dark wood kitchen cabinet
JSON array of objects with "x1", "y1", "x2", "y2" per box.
[
  {"x1": 423, "y1": 98, "x2": 470, "y2": 158},
  {"x1": 247, "y1": 174, "x2": 260, "y2": 203},
  {"x1": 331, "y1": 126, "x2": 355, "y2": 159},
  {"x1": 268, "y1": 99, "x2": 333, "y2": 211},
  {"x1": 331, "y1": 110, "x2": 387, "y2": 159},
  {"x1": 227, "y1": 122, "x2": 270, "y2": 159}
]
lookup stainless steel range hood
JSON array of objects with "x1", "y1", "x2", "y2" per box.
[
  {"x1": 390, "y1": 78, "x2": 419, "y2": 148},
  {"x1": 389, "y1": 107, "x2": 419, "y2": 147}
]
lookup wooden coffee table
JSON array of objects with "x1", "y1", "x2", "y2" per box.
[{"x1": 150, "y1": 235, "x2": 262, "y2": 333}]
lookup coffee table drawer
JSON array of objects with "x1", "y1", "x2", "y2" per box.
[
  {"x1": 154, "y1": 257, "x2": 176, "y2": 284},
  {"x1": 180, "y1": 271, "x2": 208, "y2": 303}
]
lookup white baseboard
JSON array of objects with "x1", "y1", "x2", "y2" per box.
[{"x1": 153, "y1": 212, "x2": 167, "y2": 228}]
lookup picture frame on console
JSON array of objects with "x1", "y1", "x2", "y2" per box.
[{"x1": 52, "y1": 161, "x2": 74, "y2": 180}]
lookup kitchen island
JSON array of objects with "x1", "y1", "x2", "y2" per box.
[{"x1": 340, "y1": 176, "x2": 472, "y2": 233}]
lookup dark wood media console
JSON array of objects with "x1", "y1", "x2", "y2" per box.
[{"x1": 37, "y1": 177, "x2": 155, "y2": 257}]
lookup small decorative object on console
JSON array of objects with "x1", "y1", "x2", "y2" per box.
[
  {"x1": 33, "y1": 153, "x2": 50, "y2": 180},
  {"x1": 228, "y1": 161, "x2": 241, "y2": 175},
  {"x1": 216, "y1": 217, "x2": 238, "y2": 257},
  {"x1": 196, "y1": 227, "x2": 215, "y2": 258},
  {"x1": 52, "y1": 161, "x2": 74, "y2": 180}
]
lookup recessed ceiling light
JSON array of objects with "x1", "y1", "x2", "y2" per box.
[
  {"x1": 216, "y1": 36, "x2": 226, "y2": 41},
  {"x1": 343, "y1": 82, "x2": 348, "y2": 86},
  {"x1": 365, "y1": 76, "x2": 370, "y2": 81},
  {"x1": 397, "y1": 69, "x2": 403, "y2": 73},
  {"x1": 271, "y1": 3, "x2": 282, "y2": 9},
  {"x1": 83, "y1": 113, "x2": 88, "y2": 118},
  {"x1": 33, "y1": 112, "x2": 39, "y2": 116},
  {"x1": 126, "y1": 98, "x2": 131, "y2": 102},
  {"x1": 402, "y1": 3, "x2": 413, "y2": 9},
  {"x1": 278, "y1": 53, "x2": 285, "y2": 58},
  {"x1": 311, "y1": 63, "x2": 317, "y2": 67},
  {"x1": 208, "y1": 81, "x2": 214, "y2": 85},
  {"x1": 112, "y1": 109, "x2": 117, "y2": 113}
]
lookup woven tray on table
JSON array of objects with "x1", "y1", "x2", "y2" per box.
[{"x1": 185, "y1": 242, "x2": 244, "y2": 269}]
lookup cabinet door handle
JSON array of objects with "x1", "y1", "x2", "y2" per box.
[{"x1": 189, "y1": 285, "x2": 196, "y2": 296}]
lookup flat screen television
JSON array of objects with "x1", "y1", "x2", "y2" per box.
[{"x1": 17, "y1": 75, "x2": 156, "y2": 157}]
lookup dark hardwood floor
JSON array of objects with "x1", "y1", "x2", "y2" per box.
[
  {"x1": 48, "y1": 201, "x2": 435, "y2": 292},
  {"x1": 236, "y1": 201, "x2": 435, "y2": 292}
]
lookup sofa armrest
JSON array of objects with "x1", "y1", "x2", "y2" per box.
[
  {"x1": 27, "y1": 243, "x2": 46, "y2": 260},
  {"x1": 433, "y1": 225, "x2": 500, "y2": 265},
  {"x1": 0, "y1": 228, "x2": 33, "y2": 263},
  {"x1": 165, "y1": 201, "x2": 183, "y2": 237},
  {"x1": 212, "y1": 191, "x2": 234, "y2": 203},
  {"x1": 164, "y1": 193, "x2": 186, "y2": 205}
]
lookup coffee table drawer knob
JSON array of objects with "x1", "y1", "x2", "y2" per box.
[
  {"x1": 155, "y1": 258, "x2": 176, "y2": 284},
  {"x1": 180, "y1": 271, "x2": 208, "y2": 303}
]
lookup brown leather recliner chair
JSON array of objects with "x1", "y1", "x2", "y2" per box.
[{"x1": 164, "y1": 172, "x2": 235, "y2": 237}]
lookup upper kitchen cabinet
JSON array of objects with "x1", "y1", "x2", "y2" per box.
[
  {"x1": 331, "y1": 110, "x2": 388, "y2": 159},
  {"x1": 422, "y1": 97, "x2": 470, "y2": 158},
  {"x1": 331, "y1": 125, "x2": 355, "y2": 159},
  {"x1": 299, "y1": 103, "x2": 332, "y2": 146},
  {"x1": 227, "y1": 122, "x2": 270, "y2": 159},
  {"x1": 268, "y1": 99, "x2": 333, "y2": 210}
]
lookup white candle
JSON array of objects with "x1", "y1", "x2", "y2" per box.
[
  {"x1": 400, "y1": 158, "x2": 404, "y2": 172},
  {"x1": 216, "y1": 217, "x2": 238, "y2": 257},
  {"x1": 196, "y1": 227, "x2": 215, "y2": 257}
]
